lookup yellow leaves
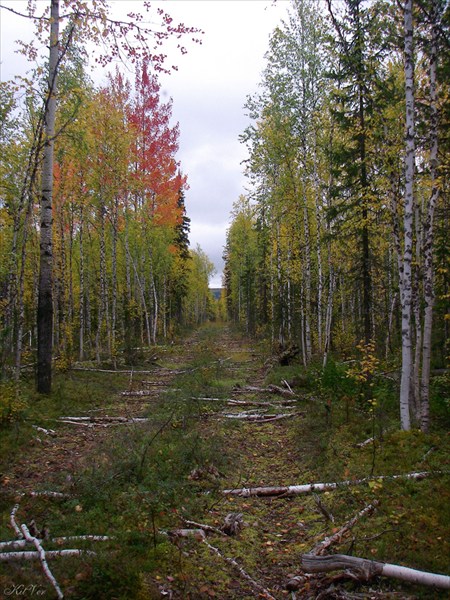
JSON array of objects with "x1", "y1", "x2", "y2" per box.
[
  {"x1": 346, "y1": 339, "x2": 379, "y2": 387},
  {"x1": 368, "y1": 478, "x2": 383, "y2": 491}
]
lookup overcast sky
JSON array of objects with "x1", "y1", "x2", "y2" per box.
[{"x1": 0, "y1": 0, "x2": 289, "y2": 287}]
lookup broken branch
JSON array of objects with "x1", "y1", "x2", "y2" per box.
[
  {"x1": 310, "y1": 501, "x2": 379, "y2": 555},
  {"x1": 203, "y1": 539, "x2": 277, "y2": 600}
]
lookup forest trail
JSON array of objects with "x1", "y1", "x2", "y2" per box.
[{"x1": 1, "y1": 323, "x2": 448, "y2": 599}]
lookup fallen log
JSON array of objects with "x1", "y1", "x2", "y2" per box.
[
  {"x1": 121, "y1": 390, "x2": 154, "y2": 397},
  {"x1": 58, "y1": 416, "x2": 149, "y2": 427},
  {"x1": 310, "y1": 501, "x2": 379, "y2": 555},
  {"x1": 223, "y1": 471, "x2": 445, "y2": 497},
  {"x1": 301, "y1": 554, "x2": 450, "y2": 590},
  {"x1": 0, "y1": 535, "x2": 111, "y2": 551},
  {"x1": 0, "y1": 549, "x2": 96, "y2": 562},
  {"x1": 59, "y1": 416, "x2": 149, "y2": 423}
]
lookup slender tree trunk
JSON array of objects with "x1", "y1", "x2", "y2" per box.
[
  {"x1": 37, "y1": 0, "x2": 59, "y2": 393},
  {"x1": 303, "y1": 200, "x2": 312, "y2": 361},
  {"x1": 79, "y1": 205, "x2": 85, "y2": 361},
  {"x1": 420, "y1": 4, "x2": 439, "y2": 432},
  {"x1": 111, "y1": 196, "x2": 119, "y2": 355},
  {"x1": 399, "y1": 0, "x2": 415, "y2": 430},
  {"x1": 315, "y1": 189, "x2": 323, "y2": 354}
]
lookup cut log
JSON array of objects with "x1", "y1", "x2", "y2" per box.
[
  {"x1": 223, "y1": 471, "x2": 445, "y2": 497},
  {"x1": 301, "y1": 554, "x2": 450, "y2": 590}
]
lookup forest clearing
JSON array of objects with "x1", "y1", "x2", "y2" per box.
[{"x1": 0, "y1": 322, "x2": 449, "y2": 599}]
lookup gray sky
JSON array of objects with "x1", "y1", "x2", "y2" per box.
[{"x1": 0, "y1": 0, "x2": 289, "y2": 287}]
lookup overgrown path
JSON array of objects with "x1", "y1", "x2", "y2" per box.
[{"x1": 1, "y1": 323, "x2": 449, "y2": 599}]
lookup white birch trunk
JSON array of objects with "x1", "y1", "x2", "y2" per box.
[
  {"x1": 399, "y1": 0, "x2": 415, "y2": 431},
  {"x1": 37, "y1": 0, "x2": 59, "y2": 393},
  {"x1": 303, "y1": 201, "x2": 312, "y2": 361}
]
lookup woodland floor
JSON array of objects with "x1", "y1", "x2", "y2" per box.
[{"x1": 0, "y1": 323, "x2": 449, "y2": 599}]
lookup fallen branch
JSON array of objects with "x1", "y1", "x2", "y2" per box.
[
  {"x1": 167, "y1": 528, "x2": 206, "y2": 540},
  {"x1": 182, "y1": 519, "x2": 225, "y2": 537},
  {"x1": 121, "y1": 390, "x2": 154, "y2": 397},
  {"x1": 356, "y1": 437, "x2": 375, "y2": 448},
  {"x1": 223, "y1": 471, "x2": 445, "y2": 497},
  {"x1": 0, "y1": 549, "x2": 96, "y2": 562},
  {"x1": 32, "y1": 425, "x2": 57, "y2": 437},
  {"x1": 10, "y1": 504, "x2": 22, "y2": 537},
  {"x1": 227, "y1": 398, "x2": 297, "y2": 407},
  {"x1": 301, "y1": 554, "x2": 450, "y2": 590},
  {"x1": 72, "y1": 367, "x2": 155, "y2": 374},
  {"x1": 313, "y1": 493, "x2": 335, "y2": 523},
  {"x1": 203, "y1": 539, "x2": 276, "y2": 600},
  {"x1": 192, "y1": 396, "x2": 296, "y2": 407},
  {"x1": 233, "y1": 384, "x2": 297, "y2": 398},
  {"x1": 220, "y1": 411, "x2": 301, "y2": 423},
  {"x1": 58, "y1": 416, "x2": 149, "y2": 428},
  {"x1": 310, "y1": 501, "x2": 379, "y2": 555},
  {"x1": 20, "y1": 523, "x2": 64, "y2": 599}
]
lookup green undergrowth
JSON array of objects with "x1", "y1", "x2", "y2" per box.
[
  {"x1": 0, "y1": 323, "x2": 252, "y2": 598},
  {"x1": 263, "y1": 356, "x2": 449, "y2": 598},
  {"x1": 1, "y1": 330, "x2": 449, "y2": 599}
]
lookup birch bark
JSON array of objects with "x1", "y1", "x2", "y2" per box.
[
  {"x1": 399, "y1": 0, "x2": 415, "y2": 430},
  {"x1": 37, "y1": 0, "x2": 59, "y2": 393}
]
